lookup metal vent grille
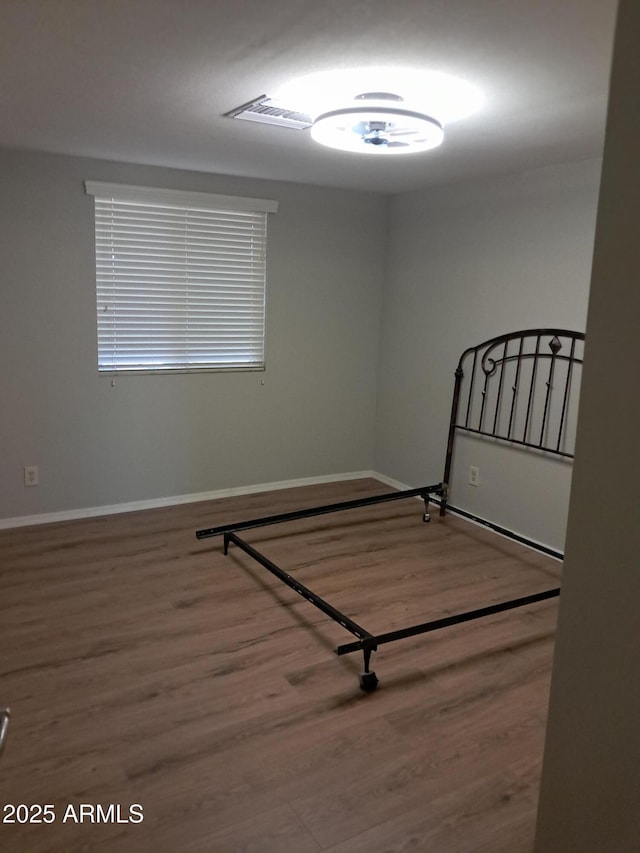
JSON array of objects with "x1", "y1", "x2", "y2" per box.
[{"x1": 225, "y1": 95, "x2": 313, "y2": 130}]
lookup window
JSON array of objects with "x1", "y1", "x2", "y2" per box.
[{"x1": 84, "y1": 182, "x2": 278, "y2": 373}]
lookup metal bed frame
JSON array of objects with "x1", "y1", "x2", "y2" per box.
[{"x1": 197, "y1": 329, "x2": 585, "y2": 691}]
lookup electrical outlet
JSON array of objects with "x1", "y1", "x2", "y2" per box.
[
  {"x1": 24, "y1": 465, "x2": 39, "y2": 487},
  {"x1": 469, "y1": 465, "x2": 479, "y2": 487}
]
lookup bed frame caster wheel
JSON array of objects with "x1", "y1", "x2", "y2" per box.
[
  {"x1": 423, "y1": 512, "x2": 431, "y2": 523},
  {"x1": 359, "y1": 671, "x2": 379, "y2": 692}
]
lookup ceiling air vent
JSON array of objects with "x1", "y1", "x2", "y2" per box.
[{"x1": 225, "y1": 95, "x2": 313, "y2": 130}]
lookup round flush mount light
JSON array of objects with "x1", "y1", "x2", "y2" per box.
[
  {"x1": 275, "y1": 67, "x2": 483, "y2": 157},
  {"x1": 310, "y1": 92, "x2": 444, "y2": 155}
]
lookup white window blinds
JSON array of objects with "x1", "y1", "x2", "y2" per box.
[{"x1": 84, "y1": 182, "x2": 278, "y2": 373}]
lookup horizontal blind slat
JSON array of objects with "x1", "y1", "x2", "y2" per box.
[{"x1": 92, "y1": 192, "x2": 270, "y2": 372}]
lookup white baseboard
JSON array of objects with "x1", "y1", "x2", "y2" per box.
[
  {"x1": 0, "y1": 470, "x2": 380, "y2": 530},
  {"x1": 370, "y1": 471, "x2": 413, "y2": 492},
  {"x1": 0, "y1": 470, "x2": 561, "y2": 559}
]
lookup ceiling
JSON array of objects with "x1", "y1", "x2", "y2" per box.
[{"x1": 0, "y1": 0, "x2": 618, "y2": 195}]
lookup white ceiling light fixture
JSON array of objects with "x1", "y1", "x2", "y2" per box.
[
  {"x1": 275, "y1": 67, "x2": 483, "y2": 156},
  {"x1": 310, "y1": 92, "x2": 444, "y2": 155}
]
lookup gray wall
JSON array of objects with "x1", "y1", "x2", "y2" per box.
[
  {"x1": 536, "y1": 0, "x2": 640, "y2": 846},
  {"x1": 374, "y1": 159, "x2": 601, "y2": 550},
  {"x1": 0, "y1": 147, "x2": 604, "y2": 544},
  {"x1": 0, "y1": 149, "x2": 386, "y2": 520}
]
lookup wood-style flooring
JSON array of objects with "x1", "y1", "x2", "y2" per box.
[{"x1": 0, "y1": 479, "x2": 561, "y2": 852}]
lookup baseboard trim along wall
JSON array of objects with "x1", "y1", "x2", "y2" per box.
[
  {"x1": 0, "y1": 470, "x2": 562, "y2": 560},
  {"x1": 0, "y1": 471, "x2": 379, "y2": 530}
]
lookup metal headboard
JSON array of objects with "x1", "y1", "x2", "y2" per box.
[{"x1": 441, "y1": 328, "x2": 585, "y2": 515}]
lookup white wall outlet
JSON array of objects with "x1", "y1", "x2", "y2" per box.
[
  {"x1": 469, "y1": 465, "x2": 479, "y2": 487},
  {"x1": 24, "y1": 465, "x2": 39, "y2": 487}
]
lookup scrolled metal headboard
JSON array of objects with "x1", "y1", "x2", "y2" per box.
[{"x1": 441, "y1": 328, "x2": 585, "y2": 513}]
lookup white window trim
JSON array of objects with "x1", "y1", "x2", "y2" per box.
[{"x1": 84, "y1": 181, "x2": 279, "y2": 214}]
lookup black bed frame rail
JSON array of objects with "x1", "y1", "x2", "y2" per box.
[
  {"x1": 196, "y1": 328, "x2": 583, "y2": 692},
  {"x1": 198, "y1": 484, "x2": 444, "y2": 691},
  {"x1": 210, "y1": 517, "x2": 560, "y2": 691},
  {"x1": 196, "y1": 484, "x2": 443, "y2": 540},
  {"x1": 335, "y1": 587, "x2": 560, "y2": 656},
  {"x1": 223, "y1": 531, "x2": 380, "y2": 688},
  {"x1": 220, "y1": 528, "x2": 559, "y2": 691}
]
